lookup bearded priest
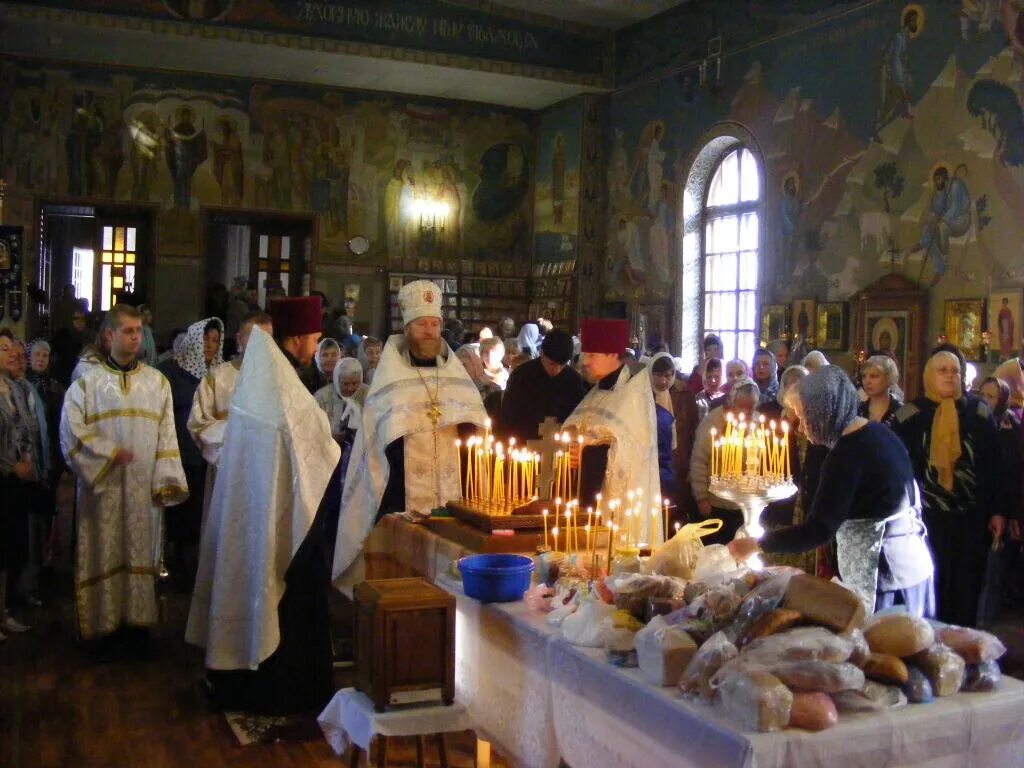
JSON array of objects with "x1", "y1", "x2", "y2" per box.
[
  {"x1": 186, "y1": 310, "x2": 339, "y2": 714},
  {"x1": 566, "y1": 318, "x2": 663, "y2": 546},
  {"x1": 332, "y1": 280, "x2": 487, "y2": 591}
]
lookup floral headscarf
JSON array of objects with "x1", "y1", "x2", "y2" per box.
[
  {"x1": 175, "y1": 317, "x2": 224, "y2": 380},
  {"x1": 796, "y1": 365, "x2": 859, "y2": 449}
]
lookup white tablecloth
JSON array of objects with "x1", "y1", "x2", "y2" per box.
[
  {"x1": 376, "y1": 516, "x2": 1024, "y2": 768},
  {"x1": 318, "y1": 687, "x2": 474, "y2": 756}
]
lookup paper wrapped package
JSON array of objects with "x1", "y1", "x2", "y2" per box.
[{"x1": 636, "y1": 615, "x2": 699, "y2": 686}]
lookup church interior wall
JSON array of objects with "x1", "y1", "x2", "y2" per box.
[{"x1": 606, "y1": 0, "x2": 1024, "y2": 372}]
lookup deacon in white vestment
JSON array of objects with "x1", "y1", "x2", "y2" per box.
[
  {"x1": 567, "y1": 318, "x2": 663, "y2": 546},
  {"x1": 60, "y1": 304, "x2": 188, "y2": 640},
  {"x1": 186, "y1": 311, "x2": 273, "y2": 521},
  {"x1": 186, "y1": 303, "x2": 339, "y2": 714},
  {"x1": 332, "y1": 280, "x2": 487, "y2": 590}
]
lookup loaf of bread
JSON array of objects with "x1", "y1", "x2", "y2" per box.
[
  {"x1": 912, "y1": 643, "x2": 965, "y2": 697},
  {"x1": 788, "y1": 692, "x2": 839, "y2": 731},
  {"x1": 738, "y1": 608, "x2": 804, "y2": 647},
  {"x1": 781, "y1": 576, "x2": 865, "y2": 633},
  {"x1": 717, "y1": 669, "x2": 793, "y2": 733},
  {"x1": 935, "y1": 626, "x2": 1007, "y2": 664},
  {"x1": 863, "y1": 653, "x2": 910, "y2": 685},
  {"x1": 864, "y1": 614, "x2": 934, "y2": 657}
]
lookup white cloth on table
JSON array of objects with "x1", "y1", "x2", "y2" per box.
[
  {"x1": 318, "y1": 688, "x2": 474, "y2": 756},
  {"x1": 185, "y1": 327, "x2": 339, "y2": 670}
]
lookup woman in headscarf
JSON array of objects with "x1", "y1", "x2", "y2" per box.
[
  {"x1": 322, "y1": 357, "x2": 369, "y2": 410},
  {"x1": 752, "y1": 348, "x2": 781, "y2": 419},
  {"x1": 801, "y1": 349, "x2": 829, "y2": 372},
  {"x1": 25, "y1": 339, "x2": 65, "y2": 575},
  {"x1": 858, "y1": 355, "x2": 902, "y2": 427},
  {"x1": 978, "y1": 376, "x2": 1024, "y2": 547},
  {"x1": 722, "y1": 358, "x2": 749, "y2": 396},
  {"x1": 994, "y1": 359, "x2": 1024, "y2": 421},
  {"x1": 893, "y1": 351, "x2": 1004, "y2": 626},
  {"x1": 694, "y1": 357, "x2": 724, "y2": 422},
  {"x1": 479, "y1": 337, "x2": 508, "y2": 392},
  {"x1": 315, "y1": 357, "x2": 363, "y2": 451},
  {"x1": 691, "y1": 376, "x2": 764, "y2": 544},
  {"x1": 156, "y1": 317, "x2": 223, "y2": 589},
  {"x1": 303, "y1": 337, "x2": 341, "y2": 394},
  {"x1": 768, "y1": 338, "x2": 791, "y2": 376},
  {"x1": 516, "y1": 322, "x2": 541, "y2": 359},
  {"x1": 648, "y1": 352, "x2": 699, "y2": 524},
  {"x1": 731, "y1": 366, "x2": 936, "y2": 617}
]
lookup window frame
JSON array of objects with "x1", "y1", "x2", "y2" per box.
[{"x1": 699, "y1": 145, "x2": 763, "y2": 365}]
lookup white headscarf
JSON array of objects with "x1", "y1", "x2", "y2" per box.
[
  {"x1": 176, "y1": 318, "x2": 224, "y2": 380},
  {"x1": 332, "y1": 357, "x2": 364, "y2": 400},
  {"x1": 315, "y1": 337, "x2": 342, "y2": 375}
]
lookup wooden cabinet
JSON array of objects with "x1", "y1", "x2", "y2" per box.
[
  {"x1": 354, "y1": 578, "x2": 456, "y2": 713},
  {"x1": 853, "y1": 274, "x2": 928, "y2": 401}
]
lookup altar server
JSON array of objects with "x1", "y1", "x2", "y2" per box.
[
  {"x1": 60, "y1": 303, "x2": 188, "y2": 642},
  {"x1": 333, "y1": 280, "x2": 487, "y2": 590},
  {"x1": 568, "y1": 318, "x2": 662, "y2": 546},
  {"x1": 186, "y1": 324, "x2": 339, "y2": 713},
  {"x1": 187, "y1": 311, "x2": 272, "y2": 524}
]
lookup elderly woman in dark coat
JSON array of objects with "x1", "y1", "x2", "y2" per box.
[
  {"x1": 893, "y1": 351, "x2": 1005, "y2": 626},
  {"x1": 731, "y1": 366, "x2": 935, "y2": 616}
]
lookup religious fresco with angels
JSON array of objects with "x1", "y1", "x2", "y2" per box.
[
  {"x1": 0, "y1": 59, "x2": 533, "y2": 264},
  {"x1": 607, "y1": 0, "x2": 1024, "y2": 342}
]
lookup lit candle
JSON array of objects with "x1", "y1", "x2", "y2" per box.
[
  {"x1": 662, "y1": 497, "x2": 670, "y2": 543},
  {"x1": 710, "y1": 427, "x2": 718, "y2": 477},
  {"x1": 552, "y1": 526, "x2": 560, "y2": 554},
  {"x1": 782, "y1": 421, "x2": 791, "y2": 478},
  {"x1": 565, "y1": 509, "x2": 573, "y2": 554},
  {"x1": 542, "y1": 509, "x2": 549, "y2": 549},
  {"x1": 455, "y1": 439, "x2": 463, "y2": 499}
]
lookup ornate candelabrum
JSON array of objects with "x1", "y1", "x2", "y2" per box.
[{"x1": 707, "y1": 413, "x2": 797, "y2": 539}]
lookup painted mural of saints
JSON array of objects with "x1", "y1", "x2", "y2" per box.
[{"x1": 876, "y1": 4, "x2": 924, "y2": 136}]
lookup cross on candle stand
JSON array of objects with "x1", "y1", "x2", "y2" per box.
[{"x1": 526, "y1": 417, "x2": 564, "y2": 501}]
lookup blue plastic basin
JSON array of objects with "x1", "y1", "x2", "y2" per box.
[{"x1": 458, "y1": 554, "x2": 534, "y2": 603}]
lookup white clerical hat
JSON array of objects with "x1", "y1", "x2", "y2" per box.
[{"x1": 398, "y1": 279, "x2": 443, "y2": 325}]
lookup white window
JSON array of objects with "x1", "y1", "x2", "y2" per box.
[
  {"x1": 71, "y1": 247, "x2": 94, "y2": 312},
  {"x1": 701, "y1": 147, "x2": 761, "y2": 365}
]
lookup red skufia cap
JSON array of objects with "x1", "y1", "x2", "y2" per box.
[
  {"x1": 580, "y1": 318, "x2": 629, "y2": 355},
  {"x1": 268, "y1": 295, "x2": 322, "y2": 338}
]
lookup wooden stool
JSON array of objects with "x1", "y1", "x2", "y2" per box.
[{"x1": 319, "y1": 688, "x2": 484, "y2": 768}]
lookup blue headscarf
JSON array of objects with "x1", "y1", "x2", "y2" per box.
[{"x1": 797, "y1": 365, "x2": 859, "y2": 449}]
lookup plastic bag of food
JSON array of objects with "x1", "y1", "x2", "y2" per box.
[
  {"x1": 745, "y1": 661, "x2": 864, "y2": 693},
  {"x1": 863, "y1": 653, "x2": 909, "y2": 685},
  {"x1": 602, "y1": 612, "x2": 642, "y2": 667},
  {"x1": 524, "y1": 583, "x2": 554, "y2": 612},
  {"x1": 934, "y1": 625, "x2": 1007, "y2": 664},
  {"x1": 842, "y1": 627, "x2": 870, "y2": 668},
  {"x1": 687, "y1": 585, "x2": 743, "y2": 629},
  {"x1": 561, "y1": 599, "x2": 617, "y2": 647},
  {"x1": 902, "y1": 666, "x2": 933, "y2": 703},
  {"x1": 833, "y1": 681, "x2": 907, "y2": 713},
  {"x1": 736, "y1": 609, "x2": 804, "y2": 648},
  {"x1": 742, "y1": 626, "x2": 854, "y2": 663},
  {"x1": 636, "y1": 615, "x2": 699, "y2": 686},
  {"x1": 788, "y1": 692, "x2": 839, "y2": 731},
  {"x1": 728, "y1": 573, "x2": 798, "y2": 644},
  {"x1": 715, "y1": 668, "x2": 793, "y2": 733},
  {"x1": 679, "y1": 631, "x2": 739, "y2": 701},
  {"x1": 863, "y1": 613, "x2": 935, "y2": 657},
  {"x1": 647, "y1": 519, "x2": 723, "y2": 579},
  {"x1": 693, "y1": 544, "x2": 741, "y2": 584},
  {"x1": 962, "y1": 660, "x2": 1002, "y2": 693},
  {"x1": 607, "y1": 572, "x2": 688, "y2": 600},
  {"x1": 912, "y1": 643, "x2": 965, "y2": 697}
]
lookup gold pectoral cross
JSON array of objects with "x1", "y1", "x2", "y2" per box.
[{"x1": 427, "y1": 402, "x2": 442, "y2": 426}]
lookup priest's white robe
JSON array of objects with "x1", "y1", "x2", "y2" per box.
[
  {"x1": 186, "y1": 360, "x2": 239, "y2": 519},
  {"x1": 60, "y1": 361, "x2": 188, "y2": 639},
  {"x1": 564, "y1": 364, "x2": 663, "y2": 546},
  {"x1": 186, "y1": 328, "x2": 339, "y2": 671},
  {"x1": 332, "y1": 337, "x2": 487, "y2": 591}
]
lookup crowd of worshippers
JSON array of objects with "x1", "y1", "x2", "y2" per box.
[{"x1": 1, "y1": 290, "x2": 1022, "y2": 650}]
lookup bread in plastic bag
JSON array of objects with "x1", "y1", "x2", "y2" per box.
[
  {"x1": 728, "y1": 573, "x2": 798, "y2": 644},
  {"x1": 715, "y1": 668, "x2": 793, "y2": 733},
  {"x1": 561, "y1": 599, "x2": 616, "y2": 647},
  {"x1": 788, "y1": 691, "x2": 839, "y2": 731},
  {"x1": 934, "y1": 625, "x2": 1007, "y2": 664},
  {"x1": 911, "y1": 643, "x2": 965, "y2": 697},
  {"x1": 962, "y1": 660, "x2": 1002, "y2": 693},
  {"x1": 635, "y1": 615, "x2": 699, "y2": 686},
  {"x1": 863, "y1": 652, "x2": 910, "y2": 685},
  {"x1": 686, "y1": 585, "x2": 743, "y2": 630},
  {"x1": 843, "y1": 627, "x2": 871, "y2": 668},
  {"x1": 833, "y1": 681, "x2": 907, "y2": 713},
  {"x1": 736, "y1": 608, "x2": 804, "y2": 648},
  {"x1": 742, "y1": 626, "x2": 854, "y2": 663},
  {"x1": 863, "y1": 613, "x2": 935, "y2": 658},
  {"x1": 679, "y1": 631, "x2": 739, "y2": 701},
  {"x1": 714, "y1": 657, "x2": 864, "y2": 693},
  {"x1": 902, "y1": 665, "x2": 934, "y2": 703}
]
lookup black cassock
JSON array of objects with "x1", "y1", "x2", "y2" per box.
[{"x1": 496, "y1": 356, "x2": 586, "y2": 442}]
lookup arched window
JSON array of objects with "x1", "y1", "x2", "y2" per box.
[{"x1": 701, "y1": 146, "x2": 761, "y2": 365}]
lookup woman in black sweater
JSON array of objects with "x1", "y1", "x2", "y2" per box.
[{"x1": 730, "y1": 366, "x2": 935, "y2": 616}]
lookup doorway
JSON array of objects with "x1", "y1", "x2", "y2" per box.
[
  {"x1": 201, "y1": 208, "x2": 316, "y2": 313},
  {"x1": 34, "y1": 201, "x2": 156, "y2": 338}
]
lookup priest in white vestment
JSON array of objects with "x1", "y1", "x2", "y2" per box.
[
  {"x1": 186, "y1": 310, "x2": 273, "y2": 522},
  {"x1": 332, "y1": 280, "x2": 487, "y2": 591},
  {"x1": 566, "y1": 318, "x2": 663, "y2": 546},
  {"x1": 186, "y1": 311, "x2": 340, "y2": 714},
  {"x1": 60, "y1": 304, "x2": 188, "y2": 641}
]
